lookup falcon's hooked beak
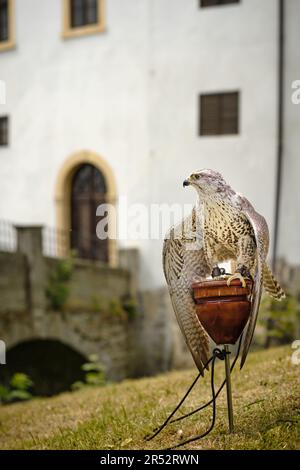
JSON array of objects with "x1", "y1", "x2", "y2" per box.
[{"x1": 183, "y1": 179, "x2": 190, "y2": 187}]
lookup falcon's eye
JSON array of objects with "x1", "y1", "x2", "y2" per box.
[{"x1": 194, "y1": 174, "x2": 200, "y2": 180}]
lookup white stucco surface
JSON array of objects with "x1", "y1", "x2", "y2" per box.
[
  {"x1": 278, "y1": 0, "x2": 300, "y2": 265},
  {"x1": 0, "y1": 0, "x2": 288, "y2": 288}
]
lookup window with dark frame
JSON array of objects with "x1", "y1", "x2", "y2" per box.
[
  {"x1": 200, "y1": 0, "x2": 240, "y2": 7},
  {"x1": 71, "y1": 164, "x2": 108, "y2": 262},
  {"x1": 0, "y1": 0, "x2": 8, "y2": 42},
  {"x1": 0, "y1": 116, "x2": 8, "y2": 146},
  {"x1": 199, "y1": 92, "x2": 239, "y2": 136},
  {"x1": 70, "y1": 0, "x2": 98, "y2": 28}
]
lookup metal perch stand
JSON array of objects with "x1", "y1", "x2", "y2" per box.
[
  {"x1": 145, "y1": 277, "x2": 253, "y2": 448},
  {"x1": 224, "y1": 344, "x2": 234, "y2": 433}
]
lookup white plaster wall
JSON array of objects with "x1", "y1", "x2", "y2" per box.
[
  {"x1": 0, "y1": 0, "x2": 150, "y2": 218},
  {"x1": 0, "y1": 0, "x2": 278, "y2": 288},
  {"x1": 278, "y1": 0, "x2": 300, "y2": 265},
  {"x1": 144, "y1": 0, "x2": 278, "y2": 286}
]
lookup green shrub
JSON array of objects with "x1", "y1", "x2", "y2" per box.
[
  {"x1": 46, "y1": 257, "x2": 73, "y2": 309},
  {"x1": 71, "y1": 354, "x2": 106, "y2": 391},
  {"x1": 109, "y1": 298, "x2": 126, "y2": 319},
  {"x1": 109, "y1": 297, "x2": 138, "y2": 320},
  {"x1": 0, "y1": 373, "x2": 33, "y2": 405},
  {"x1": 258, "y1": 294, "x2": 300, "y2": 346},
  {"x1": 122, "y1": 298, "x2": 138, "y2": 319}
]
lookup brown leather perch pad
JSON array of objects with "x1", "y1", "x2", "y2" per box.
[{"x1": 192, "y1": 278, "x2": 253, "y2": 345}]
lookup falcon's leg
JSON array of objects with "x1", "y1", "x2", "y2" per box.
[
  {"x1": 227, "y1": 236, "x2": 255, "y2": 288},
  {"x1": 236, "y1": 264, "x2": 252, "y2": 279},
  {"x1": 211, "y1": 266, "x2": 225, "y2": 278}
]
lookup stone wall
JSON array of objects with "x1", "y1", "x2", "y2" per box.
[
  {"x1": 0, "y1": 252, "x2": 27, "y2": 314},
  {"x1": 119, "y1": 247, "x2": 193, "y2": 376},
  {"x1": 127, "y1": 288, "x2": 193, "y2": 378},
  {"x1": 0, "y1": 251, "x2": 134, "y2": 381},
  {"x1": 0, "y1": 227, "x2": 192, "y2": 384},
  {"x1": 276, "y1": 259, "x2": 300, "y2": 301}
]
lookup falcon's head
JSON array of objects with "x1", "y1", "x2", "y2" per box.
[{"x1": 183, "y1": 169, "x2": 228, "y2": 198}]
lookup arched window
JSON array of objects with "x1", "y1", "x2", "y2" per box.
[
  {"x1": 71, "y1": 163, "x2": 108, "y2": 261},
  {"x1": 55, "y1": 151, "x2": 117, "y2": 266}
]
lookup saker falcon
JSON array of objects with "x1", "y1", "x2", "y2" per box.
[{"x1": 163, "y1": 169, "x2": 285, "y2": 372}]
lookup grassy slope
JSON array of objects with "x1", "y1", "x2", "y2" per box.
[{"x1": 0, "y1": 346, "x2": 299, "y2": 450}]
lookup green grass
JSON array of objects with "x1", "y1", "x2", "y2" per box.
[{"x1": 0, "y1": 346, "x2": 299, "y2": 450}]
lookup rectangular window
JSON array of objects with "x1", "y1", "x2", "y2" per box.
[
  {"x1": 63, "y1": 0, "x2": 105, "y2": 39},
  {"x1": 71, "y1": 0, "x2": 98, "y2": 28},
  {"x1": 0, "y1": 0, "x2": 15, "y2": 51},
  {"x1": 0, "y1": 116, "x2": 8, "y2": 146},
  {"x1": 0, "y1": 0, "x2": 8, "y2": 41},
  {"x1": 200, "y1": 0, "x2": 240, "y2": 7},
  {"x1": 199, "y1": 92, "x2": 239, "y2": 136}
]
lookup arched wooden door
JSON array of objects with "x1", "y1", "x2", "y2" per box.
[{"x1": 70, "y1": 164, "x2": 108, "y2": 262}]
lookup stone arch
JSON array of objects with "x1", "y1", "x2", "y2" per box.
[
  {"x1": 3, "y1": 338, "x2": 87, "y2": 396},
  {"x1": 55, "y1": 150, "x2": 118, "y2": 266}
]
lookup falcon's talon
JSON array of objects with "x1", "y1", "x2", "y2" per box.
[{"x1": 226, "y1": 273, "x2": 247, "y2": 288}]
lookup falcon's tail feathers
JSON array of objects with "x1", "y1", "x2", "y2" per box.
[{"x1": 262, "y1": 263, "x2": 285, "y2": 300}]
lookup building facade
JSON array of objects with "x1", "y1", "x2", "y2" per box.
[{"x1": 0, "y1": 0, "x2": 299, "y2": 291}]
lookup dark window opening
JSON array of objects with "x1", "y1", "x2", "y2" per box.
[
  {"x1": 0, "y1": 0, "x2": 8, "y2": 42},
  {"x1": 70, "y1": 0, "x2": 98, "y2": 28},
  {"x1": 200, "y1": 0, "x2": 240, "y2": 7},
  {"x1": 71, "y1": 163, "x2": 109, "y2": 262},
  {"x1": 0, "y1": 116, "x2": 8, "y2": 146},
  {"x1": 199, "y1": 92, "x2": 239, "y2": 136}
]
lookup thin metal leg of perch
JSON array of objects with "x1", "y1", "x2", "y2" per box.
[{"x1": 224, "y1": 344, "x2": 234, "y2": 433}]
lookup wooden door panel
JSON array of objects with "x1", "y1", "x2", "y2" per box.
[{"x1": 71, "y1": 164, "x2": 108, "y2": 261}]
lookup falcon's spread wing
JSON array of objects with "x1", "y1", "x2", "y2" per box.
[
  {"x1": 238, "y1": 196, "x2": 269, "y2": 368},
  {"x1": 162, "y1": 210, "x2": 211, "y2": 373}
]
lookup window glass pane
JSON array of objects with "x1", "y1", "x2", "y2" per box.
[
  {"x1": 85, "y1": 0, "x2": 98, "y2": 25},
  {"x1": 221, "y1": 92, "x2": 239, "y2": 134},
  {"x1": 0, "y1": 0, "x2": 8, "y2": 42},
  {"x1": 200, "y1": 95, "x2": 220, "y2": 135},
  {"x1": 0, "y1": 116, "x2": 8, "y2": 146},
  {"x1": 201, "y1": 0, "x2": 239, "y2": 7},
  {"x1": 221, "y1": 0, "x2": 239, "y2": 4},
  {"x1": 71, "y1": 0, "x2": 84, "y2": 27},
  {"x1": 71, "y1": 164, "x2": 108, "y2": 262},
  {"x1": 199, "y1": 92, "x2": 239, "y2": 136},
  {"x1": 72, "y1": 164, "x2": 107, "y2": 194},
  {"x1": 70, "y1": 0, "x2": 98, "y2": 28},
  {"x1": 201, "y1": 0, "x2": 220, "y2": 6}
]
